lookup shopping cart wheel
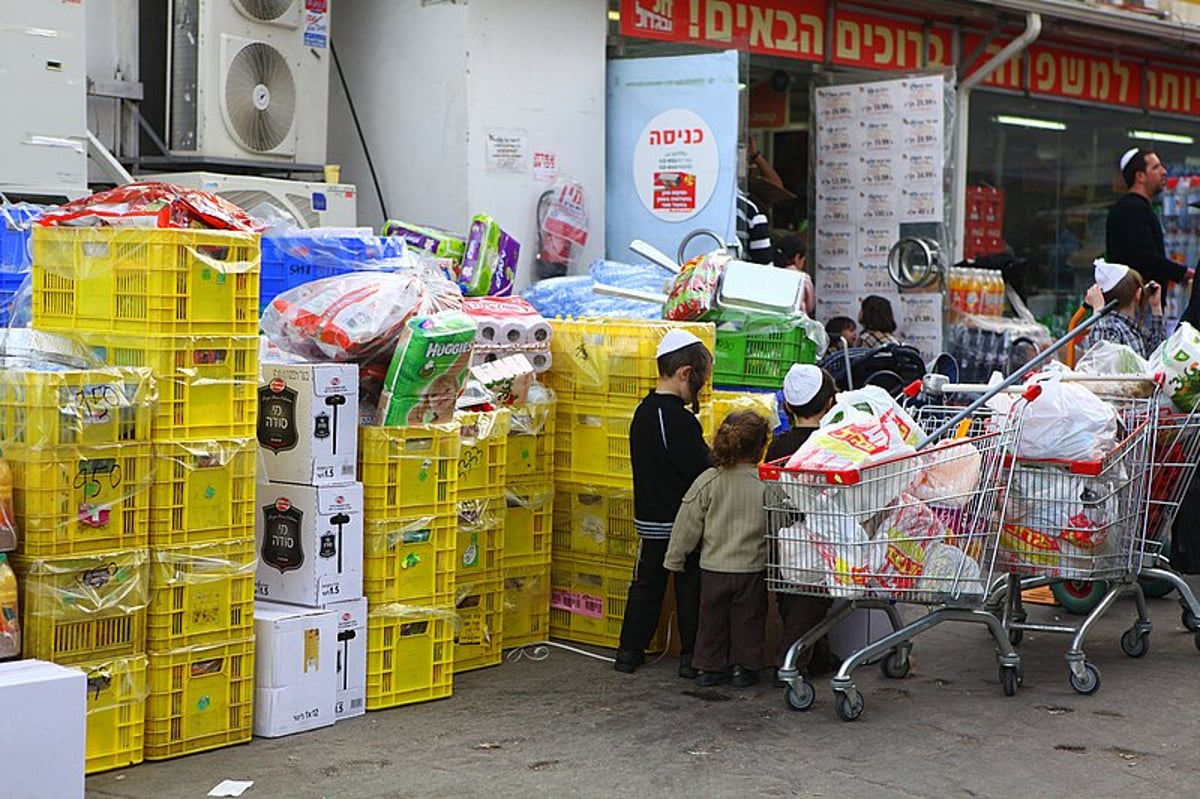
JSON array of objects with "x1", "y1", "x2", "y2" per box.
[
  {"x1": 1181, "y1": 607, "x2": 1200, "y2": 632},
  {"x1": 1008, "y1": 628, "x2": 1024, "y2": 646},
  {"x1": 880, "y1": 649, "x2": 910, "y2": 679},
  {"x1": 834, "y1": 690, "x2": 864, "y2": 722},
  {"x1": 783, "y1": 680, "x2": 816, "y2": 712},
  {"x1": 1119, "y1": 628, "x2": 1150, "y2": 658},
  {"x1": 1051, "y1": 580, "x2": 1108, "y2": 616},
  {"x1": 1068, "y1": 662, "x2": 1101, "y2": 695},
  {"x1": 1000, "y1": 667, "x2": 1019, "y2": 697}
]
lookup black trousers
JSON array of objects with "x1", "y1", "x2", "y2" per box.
[
  {"x1": 617, "y1": 538, "x2": 700, "y2": 655},
  {"x1": 694, "y1": 570, "x2": 768, "y2": 672}
]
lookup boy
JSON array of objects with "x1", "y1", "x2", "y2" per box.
[{"x1": 614, "y1": 329, "x2": 713, "y2": 676}]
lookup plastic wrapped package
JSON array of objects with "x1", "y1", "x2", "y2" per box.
[
  {"x1": 916, "y1": 542, "x2": 984, "y2": 597},
  {"x1": 910, "y1": 441, "x2": 982, "y2": 508},
  {"x1": 0, "y1": 552, "x2": 19, "y2": 658},
  {"x1": 376, "y1": 311, "x2": 478, "y2": 426},
  {"x1": 664, "y1": 252, "x2": 729, "y2": 321},
  {"x1": 589, "y1": 260, "x2": 670, "y2": 293},
  {"x1": 1076, "y1": 341, "x2": 1151, "y2": 377},
  {"x1": 460, "y1": 214, "x2": 520, "y2": 297},
  {"x1": 37, "y1": 182, "x2": 263, "y2": 231},
  {"x1": 522, "y1": 275, "x2": 662, "y2": 320},
  {"x1": 1152, "y1": 321, "x2": 1200, "y2": 411},
  {"x1": 382, "y1": 220, "x2": 467, "y2": 264}
]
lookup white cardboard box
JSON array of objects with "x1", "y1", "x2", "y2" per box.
[
  {"x1": 327, "y1": 596, "x2": 368, "y2": 720},
  {"x1": 256, "y1": 481, "x2": 364, "y2": 607},
  {"x1": 253, "y1": 601, "x2": 338, "y2": 738},
  {"x1": 258, "y1": 362, "x2": 359, "y2": 486},
  {"x1": 0, "y1": 659, "x2": 86, "y2": 798}
]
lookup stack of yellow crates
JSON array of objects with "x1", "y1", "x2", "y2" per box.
[
  {"x1": 501, "y1": 394, "x2": 555, "y2": 649},
  {"x1": 543, "y1": 319, "x2": 715, "y2": 652},
  {"x1": 30, "y1": 226, "x2": 260, "y2": 763},
  {"x1": 452, "y1": 408, "x2": 510, "y2": 672},
  {"x1": 3, "y1": 362, "x2": 155, "y2": 774},
  {"x1": 359, "y1": 422, "x2": 460, "y2": 709}
]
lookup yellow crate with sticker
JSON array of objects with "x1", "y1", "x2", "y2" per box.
[
  {"x1": 13, "y1": 548, "x2": 148, "y2": 664},
  {"x1": 551, "y1": 481, "x2": 639, "y2": 562},
  {"x1": 549, "y1": 555, "x2": 662, "y2": 652},
  {"x1": 362, "y1": 513, "x2": 457, "y2": 607},
  {"x1": 144, "y1": 636, "x2": 255, "y2": 760},
  {"x1": 0, "y1": 365, "x2": 154, "y2": 447},
  {"x1": 456, "y1": 496, "x2": 504, "y2": 582},
  {"x1": 453, "y1": 577, "x2": 503, "y2": 673},
  {"x1": 149, "y1": 438, "x2": 257, "y2": 547},
  {"x1": 8, "y1": 440, "x2": 152, "y2": 558},
  {"x1": 365, "y1": 604, "x2": 455, "y2": 710},
  {"x1": 76, "y1": 653, "x2": 148, "y2": 774},
  {"x1": 147, "y1": 538, "x2": 256, "y2": 652},
  {"x1": 544, "y1": 317, "x2": 715, "y2": 402},
  {"x1": 502, "y1": 563, "x2": 551, "y2": 650},
  {"x1": 32, "y1": 226, "x2": 260, "y2": 337},
  {"x1": 506, "y1": 398, "x2": 555, "y2": 487},
  {"x1": 359, "y1": 422, "x2": 460, "y2": 520},
  {"x1": 503, "y1": 487, "x2": 553, "y2": 569},
  {"x1": 454, "y1": 408, "x2": 509, "y2": 501}
]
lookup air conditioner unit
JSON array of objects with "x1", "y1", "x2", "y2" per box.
[
  {"x1": 167, "y1": 0, "x2": 330, "y2": 165},
  {"x1": 148, "y1": 171, "x2": 357, "y2": 228}
]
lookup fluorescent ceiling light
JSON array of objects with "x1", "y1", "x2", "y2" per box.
[
  {"x1": 608, "y1": 9, "x2": 620, "y2": 21},
  {"x1": 994, "y1": 114, "x2": 1067, "y2": 131},
  {"x1": 1129, "y1": 129, "x2": 1195, "y2": 145}
]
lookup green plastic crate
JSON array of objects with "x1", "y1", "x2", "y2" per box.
[{"x1": 713, "y1": 317, "x2": 818, "y2": 389}]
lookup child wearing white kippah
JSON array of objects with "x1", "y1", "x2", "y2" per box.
[{"x1": 1082, "y1": 258, "x2": 1165, "y2": 358}]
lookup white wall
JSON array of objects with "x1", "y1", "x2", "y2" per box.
[
  {"x1": 85, "y1": 0, "x2": 139, "y2": 178},
  {"x1": 330, "y1": 0, "x2": 607, "y2": 292}
]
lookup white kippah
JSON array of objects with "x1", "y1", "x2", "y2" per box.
[
  {"x1": 783, "y1": 364, "x2": 823, "y2": 406},
  {"x1": 656, "y1": 329, "x2": 703, "y2": 359},
  {"x1": 1119, "y1": 147, "x2": 1140, "y2": 171},
  {"x1": 1093, "y1": 258, "x2": 1131, "y2": 293}
]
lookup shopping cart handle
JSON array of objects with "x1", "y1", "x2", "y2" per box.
[
  {"x1": 1022, "y1": 384, "x2": 1043, "y2": 402},
  {"x1": 901, "y1": 379, "x2": 923, "y2": 399}
]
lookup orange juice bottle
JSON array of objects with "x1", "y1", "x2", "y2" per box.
[
  {"x1": 949, "y1": 268, "x2": 966, "y2": 311},
  {"x1": 991, "y1": 271, "x2": 1007, "y2": 316},
  {"x1": 0, "y1": 553, "x2": 19, "y2": 660},
  {"x1": 965, "y1": 269, "x2": 983, "y2": 314},
  {"x1": 0, "y1": 457, "x2": 16, "y2": 552}
]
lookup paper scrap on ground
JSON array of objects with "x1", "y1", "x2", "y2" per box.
[{"x1": 208, "y1": 780, "x2": 254, "y2": 797}]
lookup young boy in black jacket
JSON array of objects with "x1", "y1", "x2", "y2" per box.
[{"x1": 614, "y1": 329, "x2": 713, "y2": 676}]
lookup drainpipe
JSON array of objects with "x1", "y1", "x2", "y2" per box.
[{"x1": 952, "y1": 12, "x2": 1041, "y2": 263}]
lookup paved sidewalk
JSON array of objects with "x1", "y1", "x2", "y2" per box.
[{"x1": 86, "y1": 592, "x2": 1200, "y2": 799}]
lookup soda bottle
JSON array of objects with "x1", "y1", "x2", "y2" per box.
[{"x1": 0, "y1": 552, "x2": 19, "y2": 660}]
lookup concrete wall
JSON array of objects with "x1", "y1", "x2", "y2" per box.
[{"x1": 329, "y1": 0, "x2": 607, "y2": 291}]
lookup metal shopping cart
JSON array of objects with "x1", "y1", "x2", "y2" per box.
[{"x1": 761, "y1": 391, "x2": 1035, "y2": 721}]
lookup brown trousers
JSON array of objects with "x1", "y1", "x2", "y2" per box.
[
  {"x1": 775, "y1": 593, "x2": 833, "y2": 669},
  {"x1": 693, "y1": 570, "x2": 767, "y2": 673}
]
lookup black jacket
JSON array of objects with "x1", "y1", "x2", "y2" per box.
[
  {"x1": 629, "y1": 392, "x2": 710, "y2": 538},
  {"x1": 1105, "y1": 193, "x2": 1189, "y2": 285}
]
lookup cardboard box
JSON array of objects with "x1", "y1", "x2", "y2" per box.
[
  {"x1": 327, "y1": 596, "x2": 367, "y2": 720},
  {"x1": 259, "y1": 362, "x2": 359, "y2": 487},
  {"x1": 253, "y1": 602, "x2": 338, "y2": 738},
  {"x1": 0, "y1": 659, "x2": 86, "y2": 798},
  {"x1": 256, "y1": 481, "x2": 364, "y2": 607}
]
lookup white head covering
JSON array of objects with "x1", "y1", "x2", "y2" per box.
[
  {"x1": 1119, "y1": 147, "x2": 1140, "y2": 171},
  {"x1": 1093, "y1": 258, "x2": 1130, "y2": 292},
  {"x1": 656, "y1": 329, "x2": 704, "y2": 359},
  {"x1": 783, "y1": 364, "x2": 823, "y2": 406}
]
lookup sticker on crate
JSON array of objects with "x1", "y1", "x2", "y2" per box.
[
  {"x1": 255, "y1": 482, "x2": 363, "y2": 607},
  {"x1": 258, "y1": 363, "x2": 359, "y2": 486},
  {"x1": 550, "y1": 587, "x2": 604, "y2": 619}
]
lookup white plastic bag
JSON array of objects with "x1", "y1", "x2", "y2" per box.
[
  {"x1": 1075, "y1": 340, "x2": 1150, "y2": 376},
  {"x1": 821, "y1": 385, "x2": 925, "y2": 445},
  {"x1": 1011, "y1": 376, "x2": 1117, "y2": 460},
  {"x1": 1153, "y1": 321, "x2": 1200, "y2": 411}
]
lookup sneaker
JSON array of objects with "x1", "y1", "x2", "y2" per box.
[
  {"x1": 694, "y1": 670, "x2": 729, "y2": 687},
  {"x1": 678, "y1": 653, "x2": 698, "y2": 679},
  {"x1": 613, "y1": 649, "x2": 644, "y2": 674},
  {"x1": 730, "y1": 665, "x2": 759, "y2": 688}
]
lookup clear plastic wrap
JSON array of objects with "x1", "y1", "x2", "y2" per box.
[
  {"x1": 76, "y1": 653, "x2": 151, "y2": 713},
  {"x1": 376, "y1": 311, "x2": 478, "y2": 426},
  {"x1": 522, "y1": 275, "x2": 663, "y2": 321},
  {"x1": 13, "y1": 548, "x2": 149, "y2": 624},
  {"x1": 148, "y1": 538, "x2": 256, "y2": 649}
]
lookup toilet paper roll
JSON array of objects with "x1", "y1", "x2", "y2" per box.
[
  {"x1": 475, "y1": 316, "x2": 501, "y2": 343},
  {"x1": 527, "y1": 349, "x2": 552, "y2": 373},
  {"x1": 499, "y1": 321, "x2": 526, "y2": 345},
  {"x1": 525, "y1": 319, "x2": 554, "y2": 345}
]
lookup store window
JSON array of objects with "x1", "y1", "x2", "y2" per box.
[{"x1": 967, "y1": 91, "x2": 1200, "y2": 332}]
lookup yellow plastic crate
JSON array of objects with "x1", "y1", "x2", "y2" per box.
[
  {"x1": 553, "y1": 400, "x2": 634, "y2": 490},
  {"x1": 32, "y1": 227, "x2": 260, "y2": 336},
  {"x1": 454, "y1": 409, "x2": 510, "y2": 500},
  {"x1": 359, "y1": 422, "x2": 460, "y2": 521},
  {"x1": 144, "y1": 636, "x2": 255, "y2": 761},
  {"x1": 0, "y1": 366, "x2": 154, "y2": 446},
  {"x1": 457, "y1": 497, "x2": 504, "y2": 581},
  {"x1": 545, "y1": 318, "x2": 715, "y2": 402},
  {"x1": 13, "y1": 548, "x2": 148, "y2": 664},
  {"x1": 149, "y1": 438, "x2": 256, "y2": 547},
  {"x1": 9, "y1": 440, "x2": 152, "y2": 558},
  {"x1": 549, "y1": 555, "x2": 662, "y2": 652},
  {"x1": 551, "y1": 481, "x2": 639, "y2": 562},
  {"x1": 504, "y1": 487, "x2": 553, "y2": 569},
  {"x1": 711, "y1": 389, "x2": 780, "y2": 432},
  {"x1": 87, "y1": 334, "x2": 258, "y2": 442},
  {"x1": 362, "y1": 513, "x2": 456, "y2": 607},
  {"x1": 76, "y1": 653, "x2": 148, "y2": 774},
  {"x1": 453, "y1": 578, "x2": 503, "y2": 673},
  {"x1": 147, "y1": 538, "x2": 256, "y2": 652},
  {"x1": 506, "y1": 399, "x2": 555, "y2": 486},
  {"x1": 366, "y1": 605, "x2": 455, "y2": 710},
  {"x1": 502, "y1": 563, "x2": 550, "y2": 650}
]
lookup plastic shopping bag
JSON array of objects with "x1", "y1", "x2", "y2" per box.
[
  {"x1": 821, "y1": 385, "x2": 925, "y2": 446},
  {"x1": 1153, "y1": 321, "x2": 1200, "y2": 411},
  {"x1": 1009, "y1": 377, "x2": 1117, "y2": 461}
]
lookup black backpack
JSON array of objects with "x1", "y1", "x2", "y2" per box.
[{"x1": 819, "y1": 344, "x2": 928, "y2": 397}]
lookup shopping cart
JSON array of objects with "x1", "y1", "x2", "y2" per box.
[{"x1": 761, "y1": 392, "x2": 1034, "y2": 721}]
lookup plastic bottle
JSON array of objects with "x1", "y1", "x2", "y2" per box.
[
  {"x1": 0, "y1": 457, "x2": 15, "y2": 552},
  {"x1": 0, "y1": 552, "x2": 19, "y2": 660},
  {"x1": 965, "y1": 269, "x2": 983, "y2": 315}
]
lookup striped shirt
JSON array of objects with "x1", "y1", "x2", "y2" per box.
[
  {"x1": 736, "y1": 192, "x2": 773, "y2": 264},
  {"x1": 1081, "y1": 310, "x2": 1164, "y2": 359}
]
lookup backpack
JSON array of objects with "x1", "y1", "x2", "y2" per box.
[{"x1": 819, "y1": 344, "x2": 928, "y2": 397}]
